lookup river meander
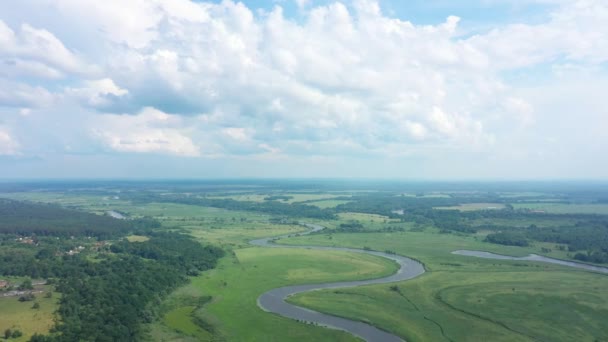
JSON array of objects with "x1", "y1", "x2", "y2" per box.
[
  {"x1": 251, "y1": 224, "x2": 424, "y2": 342},
  {"x1": 252, "y1": 225, "x2": 608, "y2": 342}
]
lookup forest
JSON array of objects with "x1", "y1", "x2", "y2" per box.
[
  {"x1": 0, "y1": 199, "x2": 223, "y2": 341},
  {"x1": 0, "y1": 199, "x2": 159, "y2": 238}
]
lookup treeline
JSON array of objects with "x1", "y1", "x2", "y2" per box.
[
  {"x1": 483, "y1": 222, "x2": 608, "y2": 262},
  {"x1": 0, "y1": 199, "x2": 158, "y2": 238},
  {"x1": 336, "y1": 222, "x2": 365, "y2": 232},
  {"x1": 110, "y1": 232, "x2": 223, "y2": 276},
  {"x1": 52, "y1": 233, "x2": 223, "y2": 341},
  {"x1": 127, "y1": 194, "x2": 337, "y2": 220},
  {"x1": 573, "y1": 250, "x2": 608, "y2": 264},
  {"x1": 334, "y1": 195, "x2": 501, "y2": 234},
  {"x1": 6, "y1": 233, "x2": 223, "y2": 341},
  {"x1": 333, "y1": 193, "x2": 608, "y2": 263},
  {"x1": 334, "y1": 194, "x2": 499, "y2": 217},
  {"x1": 264, "y1": 195, "x2": 293, "y2": 201},
  {"x1": 485, "y1": 232, "x2": 529, "y2": 246}
]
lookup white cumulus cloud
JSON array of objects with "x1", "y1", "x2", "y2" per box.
[
  {"x1": 91, "y1": 107, "x2": 200, "y2": 157},
  {"x1": 0, "y1": 0, "x2": 607, "y2": 177}
]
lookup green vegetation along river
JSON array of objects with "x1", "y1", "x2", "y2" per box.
[
  {"x1": 253, "y1": 225, "x2": 608, "y2": 342},
  {"x1": 453, "y1": 250, "x2": 608, "y2": 274},
  {"x1": 251, "y1": 224, "x2": 426, "y2": 342}
]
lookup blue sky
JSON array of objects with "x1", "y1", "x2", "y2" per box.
[
  {"x1": 0, "y1": 0, "x2": 607, "y2": 179},
  {"x1": 211, "y1": 0, "x2": 557, "y2": 25}
]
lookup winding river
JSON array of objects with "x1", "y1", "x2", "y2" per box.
[
  {"x1": 251, "y1": 224, "x2": 425, "y2": 342},
  {"x1": 252, "y1": 225, "x2": 608, "y2": 342}
]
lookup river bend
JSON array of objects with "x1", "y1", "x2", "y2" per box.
[
  {"x1": 252, "y1": 225, "x2": 608, "y2": 341},
  {"x1": 251, "y1": 224, "x2": 425, "y2": 342}
]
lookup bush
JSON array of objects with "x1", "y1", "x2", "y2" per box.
[{"x1": 18, "y1": 293, "x2": 35, "y2": 302}]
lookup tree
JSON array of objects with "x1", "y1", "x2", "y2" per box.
[
  {"x1": 18, "y1": 279, "x2": 33, "y2": 290},
  {"x1": 4, "y1": 329, "x2": 12, "y2": 339},
  {"x1": 29, "y1": 334, "x2": 52, "y2": 342}
]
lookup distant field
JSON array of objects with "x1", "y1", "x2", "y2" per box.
[
  {"x1": 512, "y1": 203, "x2": 608, "y2": 215},
  {"x1": 306, "y1": 199, "x2": 352, "y2": 208},
  {"x1": 206, "y1": 193, "x2": 347, "y2": 204},
  {"x1": 498, "y1": 192, "x2": 550, "y2": 198},
  {"x1": 397, "y1": 193, "x2": 452, "y2": 198},
  {"x1": 187, "y1": 223, "x2": 306, "y2": 248},
  {"x1": 285, "y1": 194, "x2": 347, "y2": 203},
  {"x1": 0, "y1": 192, "x2": 133, "y2": 215},
  {"x1": 0, "y1": 285, "x2": 58, "y2": 342},
  {"x1": 338, "y1": 212, "x2": 396, "y2": 223},
  {"x1": 126, "y1": 235, "x2": 150, "y2": 242},
  {"x1": 206, "y1": 194, "x2": 269, "y2": 202},
  {"x1": 435, "y1": 203, "x2": 506, "y2": 211}
]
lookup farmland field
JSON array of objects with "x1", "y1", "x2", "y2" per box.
[
  {"x1": 512, "y1": 202, "x2": 608, "y2": 215},
  {"x1": 435, "y1": 202, "x2": 506, "y2": 211},
  {"x1": 0, "y1": 283, "x2": 58, "y2": 342}
]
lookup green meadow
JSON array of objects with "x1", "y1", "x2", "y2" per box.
[
  {"x1": 280, "y1": 231, "x2": 608, "y2": 341},
  {"x1": 435, "y1": 202, "x2": 507, "y2": 211},
  {"x1": 512, "y1": 202, "x2": 608, "y2": 215},
  {"x1": 147, "y1": 247, "x2": 396, "y2": 341},
  {"x1": 0, "y1": 284, "x2": 58, "y2": 342},
  {"x1": 306, "y1": 199, "x2": 353, "y2": 208}
]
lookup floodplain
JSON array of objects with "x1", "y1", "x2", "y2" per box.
[{"x1": 1, "y1": 181, "x2": 608, "y2": 341}]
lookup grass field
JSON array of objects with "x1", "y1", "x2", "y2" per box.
[
  {"x1": 163, "y1": 306, "x2": 212, "y2": 340},
  {"x1": 206, "y1": 193, "x2": 347, "y2": 204},
  {"x1": 311, "y1": 212, "x2": 407, "y2": 232},
  {"x1": 284, "y1": 193, "x2": 349, "y2": 203},
  {"x1": 306, "y1": 200, "x2": 352, "y2": 208},
  {"x1": 512, "y1": 202, "x2": 608, "y2": 215},
  {"x1": 435, "y1": 203, "x2": 506, "y2": 211},
  {"x1": 0, "y1": 192, "x2": 134, "y2": 216},
  {"x1": 0, "y1": 286, "x2": 58, "y2": 342},
  {"x1": 288, "y1": 270, "x2": 608, "y2": 342},
  {"x1": 279, "y1": 231, "x2": 608, "y2": 341},
  {"x1": 126, "y1": 235, "x2": 150, "y2": 242},
  {"x1": 148, "y1": 247, "x2": 396, "y2": 341},
  {"x1": 206, "y1": 194, "x2": 269, "y2": 202}
]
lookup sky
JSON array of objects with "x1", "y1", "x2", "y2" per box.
[{"x1": 0, "y1": 0, "x2": 607, "y2": 179}]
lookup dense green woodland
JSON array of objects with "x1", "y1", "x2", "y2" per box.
[
  {"x1": 0, "y1": 199, "x2": 223, "y2": 342},
  {"x1": 0, "y1": 199, "x2": 159, "y2": 238}
]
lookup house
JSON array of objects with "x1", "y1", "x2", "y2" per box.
[{"x1": 0, "y1": 280, "x2": 8, "y2": 288}]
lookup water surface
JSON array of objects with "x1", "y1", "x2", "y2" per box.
[{"x1": 452, "y1": 250, "x2": 608, "y2": 274}]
